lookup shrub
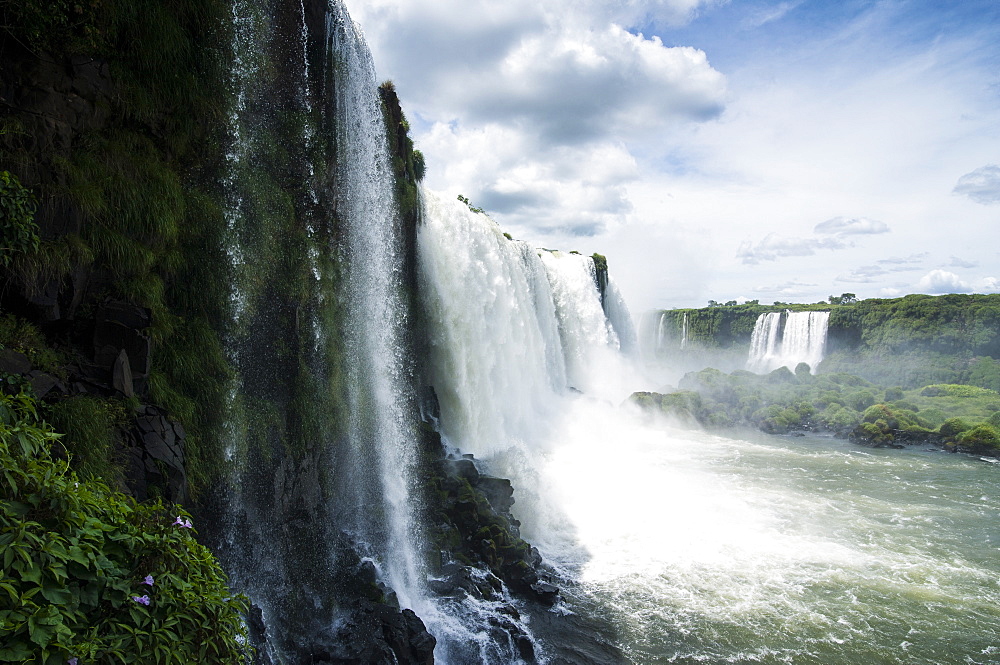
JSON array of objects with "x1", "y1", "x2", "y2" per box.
[
  {"x1": 0, "y1": 171, "x2": 40, "y2": 267},
  {"x1": 939, "y1": 417, "x2": 972, "y2": 438},
  {"x1": 0, "y1": 387, "x2": 249, "y2": 663},
  {"x1": 46, "y1": 396, "x2": 129, "y2": 485},
  {"x1": 0, "y1": 314, "x2": 63, "y2": 376},
  {"x1": 957, "y1": 423, "x2": 1000, "y2": 451},
  {"x1": 920, "y1": 384, "x2": 999, "y2": 399}
]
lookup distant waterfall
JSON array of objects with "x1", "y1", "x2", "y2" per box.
[
  {"x1": 681, "y1": 312, "x2": 689, "y2": 350},
  {"x1": 747, "y1": 311, "x2": 829, "y2": 374}
]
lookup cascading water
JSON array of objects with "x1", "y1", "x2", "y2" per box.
[
  {"x1": 210, "y1": 5, "x2": 1000, "y2": 664},
  {"x1": 746, "y1": 311, "x2": 783, "y2": 373},
  {"x1": 417, "y1": 188, "x2": 646, "y2": 662},
  {"x1": 215, "y1": 1, "x2": 429, "y2": 660},
  {"x1": 747, "y1": 310, "x2": 829, "y2": 374},
  {"x1": 326, "y1": 2, "x2": 422, "y2": 609}
]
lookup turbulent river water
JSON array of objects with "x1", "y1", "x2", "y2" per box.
[{"x1": 534, "y1": 419, "x2": 1000, "y2": 665}]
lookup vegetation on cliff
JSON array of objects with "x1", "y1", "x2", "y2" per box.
[
  {"x1": 631, "y1": 365, "x2": 1000, "y2": 456},
  {"x1": 652, "y1": 294, "x2": 1000, "y2": 388},
  {"x1": 0, "y1": 385, "x2": 248, "y2": 663}
]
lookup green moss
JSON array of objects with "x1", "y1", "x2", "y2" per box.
[{"x1": 957, "y1": 423, "x2": 1000, "y2": 451}]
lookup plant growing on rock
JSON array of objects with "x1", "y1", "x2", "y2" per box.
[
  {"x1": 0, "y1": 171, "x2": 40, "y2": 268},
  {"x1": 0, "y1": 387, "x2": 249, "y2": 663}
]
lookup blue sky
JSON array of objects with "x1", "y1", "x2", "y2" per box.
[{"x1": 345, "y1": 0, "x2": 1000, "y2": 311}]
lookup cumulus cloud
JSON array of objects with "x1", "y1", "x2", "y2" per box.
[
  {"x1": 953, "y1": 165, "x2": 1000, "y2": 205},
  {"x1": 420, "y1": 123, "x2": 639, "y2": 233},
  {"x1": 346, "y1": 0, "x2": 727, "y2": 240},
  {"x1": 979, "y1": 277, "x2": 1000, "y2": 293},
  {"x1": 813, "y1": 216, "x2": 890, "y2": 236},
  {"x1": 736, "y1": 233, "x2": 849, "y2": 264},
  {"x1": 469, "y1": 26, "x2": 726, "y2": 145},
  {"x1": 916, "y1": 269, "x2": 972, "y2": 294}
]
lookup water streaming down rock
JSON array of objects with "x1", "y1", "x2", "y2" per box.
[
  {"x1": 327, "y1": 3, "x2": 423, "y2": 611},
  {"x1": 213, "y1": 2, "x2": 431, "y2": 661},
  {"x1": 747, "y1": 310, "x2": 830, "y2": 374}
]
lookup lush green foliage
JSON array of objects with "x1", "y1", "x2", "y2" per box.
[
  {"x1": 45, "y1": 396, "x2": 130, "y2": 486},
  {"x1": 2, "y1": 0, "x2": 236, "y2": 493},
  {"x1": 0, "y1": 172, "x2": 39, "y2": 268},
  {"x1": 0, "y1": 387, "x2": 249, "y2": 663},
  {"x1": 633, "y1": 361, "x2": 1000, "y2": 456},
  {"x1": 0, "y1": 316, "x2": 63, "y2": 377}
]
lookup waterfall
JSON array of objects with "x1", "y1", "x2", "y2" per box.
[
  {"x1": 747, "y1": 311, "x2": 830, "y2": 374},
  {"x1": 327, "y1": 3, "x2": 423, "y2": 608},
  {"x1": 418, "y1": 190, "x2": 568, "y2": 459},
  {"x1": 681, "y1": 312, "x2": 689, "y2": 350},
  {"x1": 216, "y1": 1, "x2": 427, "y2": 660}
]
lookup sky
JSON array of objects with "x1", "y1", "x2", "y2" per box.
[{"x1": 343, "y1": 0, "x2": 1000, "y2": 312}]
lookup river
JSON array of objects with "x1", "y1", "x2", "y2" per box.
[{"x1": 532, "y1": 415, "x2": 1000, "y2": 665}]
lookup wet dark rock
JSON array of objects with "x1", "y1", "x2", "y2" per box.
[
  {"x1": 124, "y1": 412, "x2": 187, "y2": 503},
  {"x1": 476, "y1": 476, "x2": 515, "y2": 514},
  {"x1": 529, "y1": 581, "x2": 560, "y2": 605},
  {"x1": 327, "y1": 600, "x2": 436, "y2": 665},
  {"x1": 0, "y1": 349, "x2": 31, "y2": 375},
  {"x1": 112, "y1": 349, "x2": 134, "y2": 397},
  {"x1": 26, "y1": 370, "x2": 63, "y2": 398},
  {"x1": 448, "y1": 458, "x2": 479, "y2": 482}
]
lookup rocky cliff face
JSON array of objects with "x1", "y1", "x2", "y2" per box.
[{"x1": 1, "y1": 3, "x2": 560, "y2": 663}]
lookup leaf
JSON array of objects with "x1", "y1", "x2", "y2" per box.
[
  {"x1": 40, "y1": 584, "x2": 73, "y2": 605},
  {"x1": 0, "y1": 641, "x2": 32, "y2": 660}
]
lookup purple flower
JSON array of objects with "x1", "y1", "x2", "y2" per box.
[
  {"x1": 132, "y1": 595, "x2": 151, "y2": 606},
  {"x1": 68, "y1": 659, "x2": 78, "y2": 665},
  {"x1": 143, "y1": 575, "x2": 154, "y2": 586},
  {"x1": 172, "y1": 516, "x2": 193, "y2": 528}
]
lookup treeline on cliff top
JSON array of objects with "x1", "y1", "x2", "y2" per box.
[{"x1": 652, "y1": 293, "x2": 1000, "y2": 388}]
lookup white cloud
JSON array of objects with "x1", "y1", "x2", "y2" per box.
[
  {"x1": 953, "y1": 165, "x2": 1000, "y2": 205},
  {"x1": 471, "y1": 26, "x2": 726, "y2": 145},
  {"x1": 876, "y1": 253, "x2": 927, "y2": 271},
  {"x1": 813, "y1": 216, "x2": 890, "y2": 235},
  {"x1": 835, "y1": 265, "x2": 889, "y2": 283},
  {"x1": 948, "y1": 256, "x2": 979, "y2": 269},
  {"x1": 737, "y1": 233, "x2": 850, "y2": 264},
  {"x1": 977, "y1": 277, "x2": 1000, "y2": 293},
  {"x1": 750, "y1": 280, "x2": 817, "y2": 298},
  {"x1": 916, "y1": 269, "x2": 972, "y2": 294}
]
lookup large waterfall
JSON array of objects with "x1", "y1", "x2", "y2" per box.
[
  {"x1": 746, "y1": 310, "x2": 830, "y2": 374},
  {"x1": 216, "y1": 2, "x2": 429, "y2": 660},
  {"x1": 417, "y1": 189, "x2": 643, "y2": 663}
]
